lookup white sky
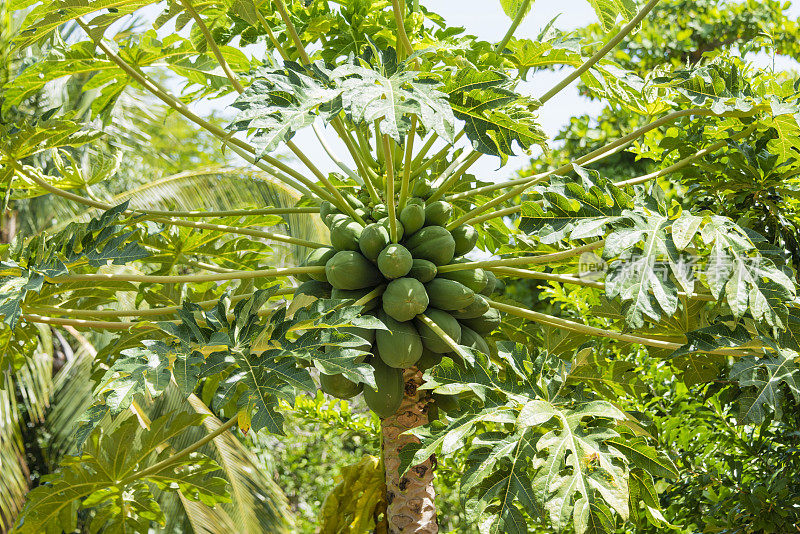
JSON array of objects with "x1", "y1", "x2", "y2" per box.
[{"x1": 173, "y1": 1, "x2": 799, "y2": 184}]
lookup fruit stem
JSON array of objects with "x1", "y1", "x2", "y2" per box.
[
  {"x1": 383, "y1": 134, "x2": 400, "y2": 243},
  {"x1": 398, "y1": 115, "x2": 418, "y2": 211}
]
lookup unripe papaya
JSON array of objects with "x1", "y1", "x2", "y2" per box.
[
  {"x1": 450, "y1": 294, "x2": 490, "y2": 319},
  {"x1": 376, "y1": 311, "x2": 423, "y2": 368},
  {"x1": 343, "y1": 192, "x2": 364, "y2": 209},
  {"x1": 405, "y1": 226, "x2": 455, "y2": 266},
  {"x1": 371, "y1": 203, "x2": 388, "y2": 220},
  {"x1": 480, "y1": 271, "x2": 497, "y2": 296},
  {"x1": 325, "y1": 251, "x2": 383, "y2": 290},
  {"x1": 320, "y1": 372, "x2": 363, "y2": 399},
  {"x1": 424, "y1": 201, "x2": 453, "y2": 227},
  {"x1": 294, "y1": 280, "x2": 332, "y2": 300},
  {"x1": 459, "y1": 325, "x2": 490, "y2": 356},
  {"x1": 303, "y1": 247, "x2": 337, "y2": 282},
  {"x1": 451, "y1": 225, "x2": 478, "y2": 256},
  {"x1": 399, "y1": 203, "x2": 425, "y2": 235},
  {"x1": 439, "y1": 267, "x2": 488, "y2": 293},
  {"x1": 416, "y1": 347, "x2": 443, "y2": 371},
  {"x1": 319, "y1": 201, "x2": 337, "y2": 221},
  {"x1": 407, "y1": 259, "x2": 437, "y2": 283},
  {"x1": 363, "y1": 355, "x2": 404, "y2": 418},
  {"x1": 377, "y1": 217, "x2": 404, "y2": 240},
  {"x1": 412, "y1": 179, "x2": 432, "y2": 198},
  {"x1": 359, "y1": 223, "x2": 391, "y2": 262},
  {"x1": 326, "y1": 213, "x2": 349, "y2": 228},
  {"x1": 425, "y1": 278, "x2": 475, "y2": 311},
  {"x1": 382, "y1": 277, "x2": 429, "y2": 322},
  {"x1": 461, "y1": 307, "x2": 501, "y2": 335},
  {"x1": 378, "y1": 244, "x2": 413, "y2": 279},
  {"x1": 330, "y1": 218, "x2": 364, "y2": 251},
  {"x1": 415, "y1": 309, "x2": 461, "y2": 353}
]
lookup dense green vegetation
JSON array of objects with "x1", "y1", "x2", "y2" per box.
[{"x1": 1, "y1": 0, "x2": 799, "y2": 532}]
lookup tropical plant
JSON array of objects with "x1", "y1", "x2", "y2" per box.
[{"x1": 1, "y1": 0, "x2": 799, "y2": 533}]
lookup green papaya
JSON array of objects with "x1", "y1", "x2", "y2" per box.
[
  {"x1": 376, "y1": 311, "x2": 423, "y2": 368},
  {"x1": 378, "y1": 244, "x2": 413, "y2": 279},
  {"x1": 412, "y1": 179, "x2": 431, "y2": 198},
  {"x1": 450, "y1": 294, "x2": 490, "y2": 319},
  {"x1": 319, "y1": 201, "x2": 337, "y2": 221},
  {"x1": 461, "y1": 308, "x2": 501, "y2": 335},
  {"x1": 320, "y1": 372, "x2": 363, "y2": 399},
  {"x1": 399, "y1": 204, "x2": 425, "y2": 235},
  {"x1": 303, "y1": 247, "x2": 337, "y2": 282},
  {"x1": 425, "y1": 278, "x2": 475, "y2": 311},
  {"x1": 480, "y1": 271, "x2": 497, "y2": 296},
  {"x1": 363, "y1": 355, "x2": 404, "y2": 418},
  {"x1": 325, "y1": 251, "x2": 383, "y2": 290},
  {"x1": 330, "y1": 218, "x2": 364, "y2": 251},
  {"x1": 451, "y1": 225, "x2": 478, "y2": 256},
  {"x1": 415, "y1": 347, "x2": 443, "y2": 371},
  {"x1": 343, "y1": 192, "x2": 365, "y2": 209},
  {"x1": 407, "y1": 197, "x2": 425, "y2": 206},
  {"x1": 459, "y1": 325, "x2": 490, "y2": 355},
  {"x1": 294, "y1": 280, "x2": 332, "y2": 300},
  {"x1": 326, "y1": 213, "x2": 349, "y2": 228},
  {"x1": 359, "y1": 223, "x2": 390, "y2": 262},
  {"x1": 493, "y1": 276, "x2": 505, "y2": 293},
  {"x1": 382, "y1": 277, "x2": 429, "y2": 322},
  {"x1": 371, "y1": 203, "x2": 388, "y2": 220},
  {"x1": 340, "y1": 326, "x2": 375, "y2": 351},
  {"x1": 424, "y1": 201, "x2": 453, "y2": 227},
  {"x1": 354, "y1": 207, "x2": 368, "y2": 220},
  {"x1": 415, "y1": 309, "x2": 461, "y2": 353},
  {"x1": 377, "y1": 217, "x2": 404, "y2": 240},
  {"x1": 331, "y1": 287, "x2": 379, "y2": 311},
  {"x1": 432, "y1": 392, "x2": 460, "y2": 414},
  {"x1": 405, "y1": 226, "x2": 455, "y2": 266},
  {"x1": 439, "y1": 267, "x2": 488, "y2": 293},
  {"x1": 407, "y1": 259, "x2": 437, "y2": 283}
]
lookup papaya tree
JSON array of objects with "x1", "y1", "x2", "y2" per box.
[{"x1": 1, "y1": 0, "x2": 799, "y2": 532}]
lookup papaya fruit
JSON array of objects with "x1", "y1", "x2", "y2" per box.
[
  {"x1": 378, "y1": 244, "x2": 413, "y2": 279},
  {"x1": 407, "y1": 259, "x2": 437, "y2": 283},
  {"x1": 359, "y1": 223, "x2": 390, "y2": 262},
  {"x1": 340, "y1": 326, "x2": 375, "y2": 351},
  {"x1": 343, "y1": 192, "x2": 364, "y2": 209},
  {"x1": 412, "y1": 179, "x2": 431, "y2": 198},
  {"x1": 439, "y1": 267, "x2": 488, "y2": 293},
  {"x1": 415, "y1": 309, "x2": 461, "y2": 353},
  {"x1": 399, "y1": 203, "x2": 425, "y2": 235},
  {"x1": 459, "y1": 325, "x2": 490, "y2": 355},
  {"x1": 325, "y1": 251, "x2": 383, "y2": 290},
  {"x1": 407, "y1": 197, "x2": 425, "y2": 206},
  {"x1": 331, "y1": 287, "x2": 379, "y2": 311},
  {"x1": 405, "y1": 226, "x2": 455, "y2": 266},
  {"x1": 461, "y1": 307, "x2": 501, "y2": 335},
  {"x1": 450, "y1": 294, "x2": 490, "y2": 319},
  {"x1": 326, "y1": 213, "x2": 349, "y2": 228},
  {"x1": 416, "y1": 347, "x2": 443, "y2": 371},
  {"x1": 451, "y1": 225, "x2": 478, "y2": 256},
  {"x1": 376, "y1": 311, "x2": 423, "y2": 368},
  {"x1": 424, "y1": 201, "x2": 453, "y2": 227},
  {"x1": 320, "y1": 372, "x2": 363, "y2": 399},
  {"x1": 382, "y1": 277, "x2": 429, "y2": 322},
  {"x1": 363, "y1": 355, "x2": 404, "y2": 418},
  {"x1": 425, "y1": 278, "x2": 475, "y2": 311},
  {"x1": 432, "y1": 392, "x2": 460, "y2": 414},
  {"x1": 319, "y1": 201, "x2": 337, "y2": 221},
  {"x1": 294, "y1": 280, "x2": 332, "y2": 300},
  {"x1": 303, "y1": 247, "x2": 337, "y2": 282},
  {"x1": 377, "y1": 217, "x2": 404, "y2": 240},
  {"x1": 330, "y1": 218, "x2": 364, "y2": 251},
  {"x1": 480, "y1": 271, "x2": 497, "y2": 296},
  {"x1": 371, "y1": 203, "x2": 388, "y2": 220}
]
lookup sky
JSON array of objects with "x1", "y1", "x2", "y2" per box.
[{"x1": 173, "y1": 1, "x2": 800, "y2": 185}]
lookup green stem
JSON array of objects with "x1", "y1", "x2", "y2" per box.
[
  {"x1": 416, "y1": 313, "x2": 471, "y2": 360},
  {"x1": 119, "y1": 417, "x2": 238, "y2": 486},
  {"x1": 494, "y1": 0, "x2": 531, "y2": 53},
  {"x1": 383, "y1": 134, "x2": 399, "y2": 243},
  {"x1": 538, "y1": 0, "x2": 661, "y2": 105},
  {"x1": 272, "y1": 0, "x2": 312, "y2": 64},
  {"x1": 47, "y1": 265, "x2": 324, "y2": 285},
  {"x1": 22, "y1": 314, "x2": 148, "y2": 330},
  {"x1": 330, "y1": 121, "x2": 382, "y2": 203},
  {"x1": 398, "y1": 115, "x2": 418, "y2": 211},
  {"x1": 410, "y1": 131, "x2": 465, "y2": 181},
  {"x1": 426, "y1": 151, "x2": 481, "y2": 203},
  {"x1": 255, "y1": 6, "x2": 290, "y2": 61},
  {"x1": 409, "y1": 132, "x2": 438, "y2": 169},
  {"x1": 436, "y1": 241, "x2": 605, "y2": 273},
  {"x1": 391, "y1": 0, "x2": 414, "y2": 57},
  {"x1": 180, "y1": 0, "x2": 244, "y2": 93}
]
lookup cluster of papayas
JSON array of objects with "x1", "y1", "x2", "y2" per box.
[{"x1": 294, "y1": 190, "x2": 503, "y2": 418}]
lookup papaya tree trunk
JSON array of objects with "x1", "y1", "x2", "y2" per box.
[{"x1": 381, "y1": 368, "x2": 438, "y2": 533}]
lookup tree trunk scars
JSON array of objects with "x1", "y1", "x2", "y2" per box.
[{"x1": 382, "y1": 367, "x2": 438, "y2": 533}]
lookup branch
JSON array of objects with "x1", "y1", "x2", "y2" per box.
[
  {"x1": 426, "y1": 150, "x2": 480, "y2": 203},
  {"x1": 180, "y1": 0, "x2": 244, "y2": 93},
  {"x1": 22, "y1": 314, "x2": 147, "y2": 330},
  {"x1": 398, "y1": 115, "x2": 417, "y2": 211},
  {"x1": 272, "y1": 0, "x2": 312, "y2": 64},
  {"x1": 494, "y1": 0, "x2": 532, "y2": 53},
  {"x1": 383, "y1": 134, "x2": 399, "y2": 242},
  {"x1": 392, "y1": 0, "x2": 414, "y2": 57},
  {"x1": 538, "y1": 0, "x2": 661, "y2": 104},
  {"x1": 416, "y1": 313, "x2": 472, "y2": 361},
  {"x1": 47, "y1": 265, "x2": 325, "y2": 285},
  {"x1": 436, "y1": 241, "x2": 605, "y2": 273}
]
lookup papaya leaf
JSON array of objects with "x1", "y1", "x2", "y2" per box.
[
  {"x1": 499, "y1": 0, "x2": 533, "y2": 20},
  {"x1": 584, "y1": 0, "x2": 638, "y2": 32}
]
